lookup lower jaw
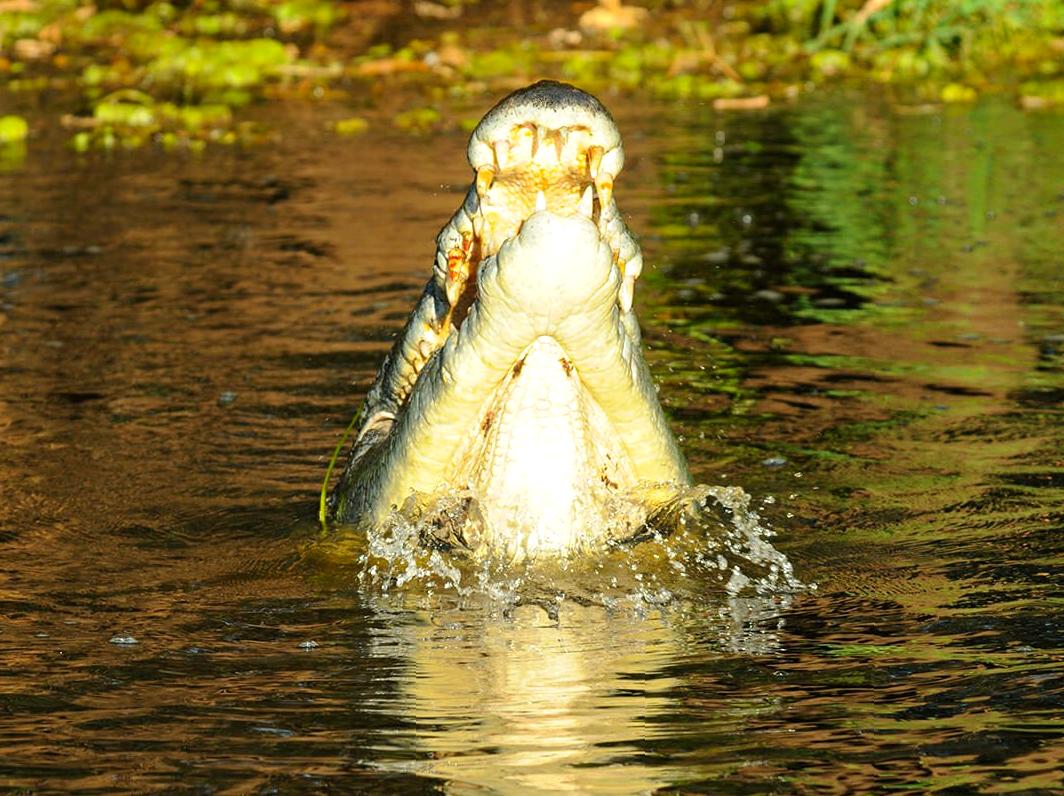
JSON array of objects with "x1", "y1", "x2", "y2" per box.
[
  {"x1": 340, "y1": 290, "x2": 686, "y2": 537},
  {"x1": 335, "y1": 215, "x2": 687, "y2": 548}
]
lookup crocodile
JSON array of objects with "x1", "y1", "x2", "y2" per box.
[{"x1": 328, "y1": 81, "x2": 689, "y2": 560}]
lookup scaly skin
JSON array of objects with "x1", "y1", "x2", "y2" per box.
[{"x1": 329, "y1": 81, "x2": 689, "y2": 559}]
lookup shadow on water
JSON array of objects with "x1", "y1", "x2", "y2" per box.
[{"x1": 0, "y1": 94, "x2": 1062, "y2": 792}]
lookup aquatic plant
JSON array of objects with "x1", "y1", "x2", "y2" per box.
[
  {"x1": 0, "y1": 0, "x2": 338, "y2": 149},
  {"x1": 0, "y1": 114, "x2": 28, "y2": 143},
  {"x1": 1, "y1": 0, "x2": 1062, "y2": 153},
  {"x1": 766, "y1": 0, "x2": 1064, "y2": 84}
]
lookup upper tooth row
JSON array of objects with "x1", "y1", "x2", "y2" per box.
[
  {"x1": 474, "y1": 150, "x2": 616, "y2": 213},
  {"x1": 482, "y1": 133, "x2": 623, "y2": 181},
  {"x1": 468, "y1": 96, "x2": 623, "y2": 174}
]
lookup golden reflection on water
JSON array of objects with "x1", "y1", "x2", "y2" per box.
[
  {"x1": 373, "y1": 604, "x2": 685, "y2": 793},
  {"x1": 363, "y1": 592, "x2": 791, "y2": 794}
]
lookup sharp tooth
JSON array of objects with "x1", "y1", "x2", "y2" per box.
[
  {"x1": 455, "y1": 207, "x2": 474, "y2": 236},
  {"x1": 476, "y1": 166, "x2": 494, "y2": 198},
  {"x1": 552, "y1": 130, "x2": 565, "y2": 162},
  {"x1": 528, "y1": 126, "x2": 539, "y2": 160},
  {"x1": 444, "y1": 243, "x2": 465, "y2": 308},
  {"x1": 511, "y1": 125, "x2": 535, "y2": 162},
  {"x1": 619, "y1": 277, "x2": 634, "y2": 314},
  {"x1": 587, "y1": 145, "x2": 604, "y2": 178},
  {"x1": 578, "y1": 185, "x2": 594, "y2": 217},
  {"x1": 595, "y1": 176, "x2": 613, "y2": 208},
  {"x1": 492, "y1": 140, "x2": 509, "y2": 170},
  {"x1": 623, "y1": 251, "x2": 643, "y2": 281},
  {"x1": 561, "y1": 128, "x2": 583, "y2": 162},
  {"x1": 536, "y1": 128, "x2": 553, "y2": 163},
  {"x1": 535, "y1": 189, "x2": 547, "y2": 212},
  {"x1": 479, "y1": 214, "x2": 496, "y2": 252},
  {"x1": 446, "y1": 273, "x2": 464, "y2": 308}
]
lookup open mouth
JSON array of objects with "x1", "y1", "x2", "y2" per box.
[
  {"x1": 357, "y1": 80, "x2": 649, "y2": 418},
  {"x1": 433, "y1": 81, "x2": 643, "y2": 339}
]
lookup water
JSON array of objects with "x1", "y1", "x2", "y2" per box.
[{"x1": 1, "y1": 94, "x2": 1061, "y2": 793}]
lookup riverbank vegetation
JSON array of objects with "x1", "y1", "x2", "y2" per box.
[{"x1": 1, "y1": 0, "x2": 1062, "y2": 151}]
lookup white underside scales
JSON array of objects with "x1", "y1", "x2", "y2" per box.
[{"x1": 458, "y1": 336, "x2": 641, "y2": 558}]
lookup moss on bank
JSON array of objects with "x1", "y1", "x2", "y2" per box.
[{"x1": 1, "y1": 0, "x2": 1062, "y2": 151}]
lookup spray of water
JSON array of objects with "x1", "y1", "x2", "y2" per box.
[{"x1": 321, "y1": 484, "x2": 811, "y2": 619}]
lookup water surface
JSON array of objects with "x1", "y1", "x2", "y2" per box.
[{"x1": 1, "y1": 93, "x2": 1062, "y2": 793}]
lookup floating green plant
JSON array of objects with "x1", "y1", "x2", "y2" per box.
[
  {"x1": 940, "y1": 82, "x2": 977, "y2": 103},
  {"x1": 0, "y1": 114, "x2": 28, "y2": 143},
  {"x1": 334, "y1": 116, "x2": 369, "y2": 136},
  {"x1": 68, "y1": 89, "x2": 247, "y2": 150},
  {"x1": 271, "y1": 0, "x2": 342, "y2": 34},
  {"x1": 1, "y1": 0, "x2": 337, "y2": 150},
  {"x1": 1021, "y1": 78, "x2": 1064, "y2": 107},
  {"x1": 393, "y1": 106, "x2": 442, "y2": 134},
  {"x1": 2, "y1": 0, "x2": 1063, "y2": 152}
]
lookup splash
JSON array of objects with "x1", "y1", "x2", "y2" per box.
[{"x1": 323, "y1": 484, "x2": 811, "y2": 617}]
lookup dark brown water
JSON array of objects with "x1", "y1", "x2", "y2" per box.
[{"x1": 1, "y1": 94, "x2": 1061, "y2": 793}]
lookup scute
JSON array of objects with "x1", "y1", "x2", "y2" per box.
[{"x1": 454, "y1": 335, "x2": 639, "y2": 559}]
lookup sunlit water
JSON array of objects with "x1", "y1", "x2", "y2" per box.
[{"x1": 1, "y1": 94, "x2": 1061, "y2": 793}]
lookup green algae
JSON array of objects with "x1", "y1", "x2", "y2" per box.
[
  {"x1": 1, "y1": 0, "x2": 1062, "y2": 152},
  {"x1": 70, "y1": 89, "x2": 252, "y2": 151},
  {"x1": 0, "y1": 114, "x2": 28, "y2": 143},
  {"x1": 0, "y1": 114, "x2": 28, "y2": 169},
  {"x1": 334, "y1": 116, "x2": 369, "y2": 136},
  {"x1": 0, "y1": 0, "x2": 330, "y2": 150},
  {"x1": 393, "y1": 106, "x2": 441, "y2": 134},
  {"x1": 271, "y1": 0, "x2": 341, "y2": 34}
]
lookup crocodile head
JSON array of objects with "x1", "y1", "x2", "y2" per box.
[{"x1": 329, "y1": 81, "x2": 689, "y2": 560}]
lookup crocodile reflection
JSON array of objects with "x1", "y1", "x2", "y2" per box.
[{"x1": 360, "y1": 597, "x2": 790, "y2": 793}]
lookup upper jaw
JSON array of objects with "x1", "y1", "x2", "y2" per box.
[
  {"x1": 467, "y1": 79, "x2": 625, "y2": 251},
  {"x1": 466, "y1": 79, "x2": 623, "y2": 175}
]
